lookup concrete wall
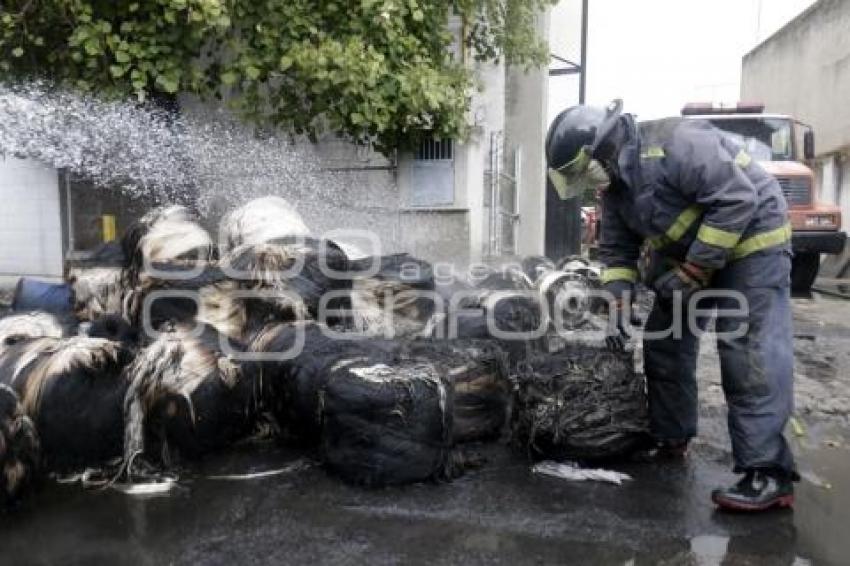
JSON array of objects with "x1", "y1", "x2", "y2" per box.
[
  {"x1": 0, "y1": 156, "x2": 63, "y2": 278},
  {"x1": 742, "y1": 0, "x2": 850, "y2": 157},
  {"x1": 742, "y1": 0, "x2": 850, "y2": 234},
  {"x1": 505, "y1": 11, "x2": 550, "y2": 258}
]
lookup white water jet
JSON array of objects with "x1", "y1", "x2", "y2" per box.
[{"x1": 0, "y1": 82, "x2": 401, "y2": 251}]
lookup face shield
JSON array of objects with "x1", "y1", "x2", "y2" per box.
[{"x1": 547, "y1": 147, "x2": 610, "y2": 200}]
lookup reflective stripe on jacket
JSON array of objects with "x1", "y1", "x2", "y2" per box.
[{"x1": 599, "y1": 117, "x2": 791, "y2": 284}]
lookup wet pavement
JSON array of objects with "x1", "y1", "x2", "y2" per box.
[
  {"x1": 2, "y1": 295, "x2": 850, "y2": 565},
  {"x1": 2, "y1": 435, "x2": 847, "y2": 565}
]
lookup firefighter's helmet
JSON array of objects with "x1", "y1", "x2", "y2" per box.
[{"x1": 545, "y1": 99, "x2": 623, "y2": 199}]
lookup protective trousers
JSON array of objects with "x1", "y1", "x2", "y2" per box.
[{"x1": 642, "y1": 251, "x2": 796, "y2": 475}]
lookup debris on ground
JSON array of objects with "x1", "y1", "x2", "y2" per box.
[
  {"x1": 532, "y1": 460, "x2": 633, "y2": 485},
  {"x1": 799, "y1": 470, "x2": 833, "y2": 490}
]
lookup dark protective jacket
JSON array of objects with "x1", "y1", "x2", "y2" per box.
[{"x1": 598, "y1": 116, "x2": 791, "y2": 287}]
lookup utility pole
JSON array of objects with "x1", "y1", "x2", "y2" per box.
[
  {"x1": 545, "y1": 0, "x2": 590, "y2": 260},
  {"x1": 579, "y1": 0, "x2": 588, "y2": 103}
]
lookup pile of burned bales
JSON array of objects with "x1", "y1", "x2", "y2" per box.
[{"x1": 0, "y1": 196, "x2": 647, "y2": 507}]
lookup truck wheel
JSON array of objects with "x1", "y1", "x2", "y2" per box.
[{"x1": 791, "y1": 252, "x2": 820, "y2": 293}]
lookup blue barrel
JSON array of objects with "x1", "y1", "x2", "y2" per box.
[{"x1": 12, "y1": 278, "x2": 73, "y2": 315}]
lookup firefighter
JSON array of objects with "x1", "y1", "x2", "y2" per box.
[{"x1": 545, "y1": 100, "x2": 797, "y2": 512}]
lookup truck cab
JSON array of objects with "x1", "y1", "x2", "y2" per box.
[{"x1": 682, "y1": 102, "x2": 847, "y2": 292}]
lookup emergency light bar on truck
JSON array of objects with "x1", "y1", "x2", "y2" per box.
[{"x1": 681, "y1": 102, "x2": 766, "y2": 115}]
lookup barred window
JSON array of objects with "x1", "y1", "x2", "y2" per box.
[{"x1": 410, "y1": 138, "x2": 455, "y2": 207}]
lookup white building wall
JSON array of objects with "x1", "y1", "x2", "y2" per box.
[{"x1": 0, "y1": 156, "x2": 63, "y2": 278}]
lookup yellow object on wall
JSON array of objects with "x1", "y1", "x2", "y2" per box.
[{"x1": 102, "y1": 214, "x2": 116, "y2": 242}]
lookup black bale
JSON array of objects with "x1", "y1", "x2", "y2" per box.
[
  {"x1": 404, "y1": 340, "x2": 510, "y2": 444},
  {"x1": 0, "y1": 384, "x2": 39, "y2": 507},
  {"x1": 344, "y1": 253, "x2": 436, "y2": 338},
  {"x1": 0, "y1": 336, "x2": 134, "y2": 471},
  {"x1": 246, "y1": 322, "x2": 368, "y2": 445},
  {"x1": 320, "y1": 356, "x2": 453, "y2": 487},
  {"x1": 122, "y1": 324, "x2": 258, "y2": 471},
  {"x1": 223, "y1": 237, "x2": 351, "y2": 326},
  {"x1": 247, "y1": 323, "x2": 457, "y2": 486},
  {"x1": 512, "y1": 344, "x2": 649, "y2": 461}
]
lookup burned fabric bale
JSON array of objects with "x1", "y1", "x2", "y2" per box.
[
  {"x1": 0, "y1": 311, "x2": 69, "y2": 357},
  {"x1": 0, "y1": 384, "x2": 40, "y2": 507},
  {"x1": 219, "y1": 196, "x2": 311, "y2": 252},
  {"x1": 65, "y1": 242, "x2": 126, "y2": 322},
  {"x1": 447, "y1": 263, "x2": 544, "y2": 350},
  {"x1": 245, "y1": 322, "x2": 378, "y2": 445},
  {"x1": 513, "y1": 345, "x2": 648, "y2": 461},
  {"x1": 121, "y1": 261, "x2": 241, "y2": 335},
  {"x1": 118, "y1": 205, "x2": 218, "y2": 332},
  {"x1": 404, "y1": 340, "x2": 510, "y2": 444},
  {"x1": 0, "y1": 336, "x2": 134, "y2": 471},
  {"x1": 68, "y1": 266, "x2": 125, "y2": 322},
  {"x1": 521, "y1": 256, "x2": 556, "y2": 284},
  {"x1": 319, "y1": 358, "x2": 454, "y2": 487},
  {"x1": 443, "y1": 291, "x2": 546, "y2": 368},
  {"x1": 536, "y1": 270, "x2": 602, "y2": 332},
  {"x1": 344, "y1": 253, "x2": 436, "y2": 338},
  {"x1": 472, "y1": 264, "x2": 534, "y2": 291},
  {"x1": 122, "y1": 324, "x2": 258, "y2": 473},
  {"x1": 84, "y1": 314, "x2": 138, "y2": 344},
  {"x1": 222, "y1": 237, "x2": 350, "y2": 326},
  {"x1": 246, "y1": 323, "x2": 457, "y2": 486},
  {"x1": 121, "y1": 204, "x2": 214, "y2": 289}
]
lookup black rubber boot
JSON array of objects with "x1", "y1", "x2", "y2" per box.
[{"x1": 711, "y1": 470, "x2": 795, "y2": 512}]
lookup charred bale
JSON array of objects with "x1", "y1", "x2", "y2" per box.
[
  {"x1": 0, "y1": 336, "x2": 133, "y2": 471},
  {"x1": 404, "y1": 340, "x2": 510, "y2": 444},
  {"x1": 0, "y1": 312, "x2": 69, "y2": 357},
  {"x1": 472, "y1": 264, "x2": 534, "y2": 291},
  {"x1": 319, "y1": 357, "x2": 454, "y2": 487},
  {"x1": 0, "y1": 384, "x2": 40, "y2": 507},
  {"x1": 121, "y1": 205, "x2": 214, "y2": 289},
  {"x1": 443, "y1": 291, "x2": 545, "y2": 368},
  {"x1": 223, "y1": 237, "x2": 350, "y2": 327},
  {"x1": 245, "y1": 322, "x2": 374, "y2": 445},
  {"x1": 521, "y1": 256, "x2": 556, "y2": 284},
  {"x1": 343, "y1": 253, "x2": 436, "y2": 338},
  {"x1": 68, "y1": 266, "x2": 125, "y2": 322},
  {"x1": 65, "y1": 242, "x2": 126, "y2": 321},
  {"x1": 246, "y1": 323, "x2": 457, "y2": 486},
  {"x1": 122, "y1": 324, "x2": 257, "y2": 472},
  {"x1": 219, "y1": 196, "x2": 311, "y2": 252},
  {"x1": 512, "y1": 345, "x2": 648, "y2": 461},
  {"x1": 85, "y1": 314, "x2": 138, "y2": 344},
  {"x1": 122, "y1": 261, "x2": 239, "y2": 335}
]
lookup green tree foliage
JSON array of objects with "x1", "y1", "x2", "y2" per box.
[{"x1": 0, "y1": 0, "x2": 555, "y2": 152}]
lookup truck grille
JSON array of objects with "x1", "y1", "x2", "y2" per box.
[{"x1": 777, "y1": 177, "x2": 811, "y2": 206}]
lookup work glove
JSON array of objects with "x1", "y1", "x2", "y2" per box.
[
  {"x1": 653, "y1": 261, "x2": 713, "y2": 307},
  {"x1": 605, "y1": 301, "x2": 631, "y2": 352}
]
